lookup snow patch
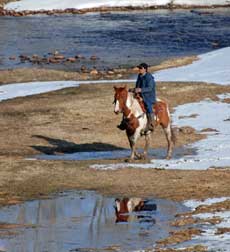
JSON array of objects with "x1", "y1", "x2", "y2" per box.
[
  {"x1": 91, "y1": 97, "x2": 230, "y2": 170},
  {"x1": 177, "y1": 198, "x2": 230, "y2": 252},
  {"x1": 0, "y1": 79, "x2": 132, "y2": 103},
  {"x1": 155, "y1": 47, "x2": 230, "y2": 85},
  {"x1": 183, "y1": 197, "x2": 230, "y2": 210}
]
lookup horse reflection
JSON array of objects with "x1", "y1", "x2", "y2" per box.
[{"x1": 114, "y1": 197, "x2": 157, "y2": 223}]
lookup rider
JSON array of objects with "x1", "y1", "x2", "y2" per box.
[{"x1": 117, "y1": 62, "x2": 156, "y2": 133}]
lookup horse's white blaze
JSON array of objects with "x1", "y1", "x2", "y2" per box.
[
  {"x1": 115, "y1": 200, "x2": 120, "y2": 212},
  {"x1": 114, "y1": 100, "x2": 120, "y2": 113}
]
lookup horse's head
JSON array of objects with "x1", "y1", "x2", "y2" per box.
[
  {"x1": 113, "y1": 85, "x2": 128, "y2": 114},
  {"x1": 114, "y1": 197, "x2": 146, "y2": 223},
  {"x1": 114, "y1": 198, "x2": 129, "y2": 223}
]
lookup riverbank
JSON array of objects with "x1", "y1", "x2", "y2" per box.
[
  {"x1": 0, "y1": 56, "x2": 197, "y2": 84},
  {"x1": 1, "y1": 0, "x2": 230, "y2": 16}
]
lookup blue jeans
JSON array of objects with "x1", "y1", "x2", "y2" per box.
[{"x1": 144, "y1": 101, "x2": 154, "y2": 114}]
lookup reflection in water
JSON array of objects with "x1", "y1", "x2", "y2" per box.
[
  {"x1": 114, "y1": 197, "x2": 157, "y2": 223},
  {"x1": 0, "y1": 191, "x2": 187, "y2": 252}
]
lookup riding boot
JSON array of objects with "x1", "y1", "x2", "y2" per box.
[
  {"x1": 144, "y1": 113, "x2": 155, "y2": 133},
  {"x1": 117, "y1": 118, "x2": 127, "y2": 130}
]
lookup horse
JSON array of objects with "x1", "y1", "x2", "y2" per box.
[
  {"x1": 114, "y1": 197, "x2": 157, "y2": 223},
  {"x1": 113, "y1": 85, "x2": 175, "y2": 160}
]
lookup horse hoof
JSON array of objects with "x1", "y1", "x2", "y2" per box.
[
  {"x1": 134, "y1": 153, "x2": 142, "y2": 159},
  {"x1": 166, "y1": 155, "x2": 171, "y2": 160},
  {"x1": 125, "y1": 158, "x2": 134, "y2": 163},
  {"x1": 140, "y1": 154, "x2": 148, "y2": 160}
]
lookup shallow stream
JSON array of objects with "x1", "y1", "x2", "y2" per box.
[{"x1": 0, "y1": 9, "x2": 230, "y2": 71}]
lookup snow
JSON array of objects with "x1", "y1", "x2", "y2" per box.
[
  {"x1": 177, "y1": 197, "x2": 230, "y2": 252},
  {"x1": 5, "y1": 0, "x2": 230, "y2": 11},
  {"x1": 0, "y1": 79, "x2": 132, "y2": 103},
  {"x1": 184, "y1": 197, "x2": 230, "y2": 210},
  {"x1": 91, "y1": 95, "x2": 230, "y2": 170},
  {"x1": 155, "y1": 47, "x2": 230, "y2": 85},
  {"x1": 0, "y1": 81, "x2": 79, "y2": 102}
]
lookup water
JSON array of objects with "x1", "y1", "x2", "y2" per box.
[
  {"x1": 0, "y1": 9, "x2": 230, "y2": 71},
  {"x1": 0, "y1": 191, "x2": 188, "y2": 252},
  {"x1": 34, "y1": 146, "x2": 197, "y2": 161}
]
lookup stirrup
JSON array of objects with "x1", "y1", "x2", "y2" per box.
[
  {"x1": 117, "y1": 124, "x2": 126, "y2": 130},
  {"x1": 117, "y1": 121, "x2": 127, "y2": 130}
]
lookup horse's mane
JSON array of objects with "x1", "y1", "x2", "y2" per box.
[{"x1": 128, "y1": 92, "x2": 146, "y2": 113}]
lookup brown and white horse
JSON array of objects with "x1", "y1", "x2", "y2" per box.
[
  {"x1": 114, "y1": 197, "x2": 157, "y2": 223},
  {"x1": 113, "y1": 86, "x2": 175, "y2": 160}
]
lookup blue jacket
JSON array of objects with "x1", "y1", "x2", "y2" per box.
[{"x1": 135, "y1": 72, "x2": 156, "y2": 104}]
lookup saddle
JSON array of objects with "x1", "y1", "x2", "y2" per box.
[
  {"x1": 135, "y1": 94, "x2": 162, "y2": 125},
  {"x1": 135, "y1": 94, "x2": 146, "y2": 113}
]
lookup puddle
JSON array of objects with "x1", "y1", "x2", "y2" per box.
[
  {"x1": 0, "y1": 191, "x2": 187, "y2": 252},
  {"x1": 33, "y1": 146, "x2": 197, "y2": 161}
]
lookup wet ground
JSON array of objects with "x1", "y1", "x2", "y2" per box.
[
  {"x1": 0, "y1": 9, "x2": 230, "y2": 71},
  {"x1": 0, "y1": 190, "x2": 188, "y2": 252},
  {"x1": 33, "y1": 146, "x2": 197, "y2": 162}
]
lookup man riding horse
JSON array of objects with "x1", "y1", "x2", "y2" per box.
[{"x1": 117, "y1": 62, "x2": 156, "y2": 134}]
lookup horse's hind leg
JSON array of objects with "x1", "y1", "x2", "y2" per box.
[{"x1": 162, "y1": 123, "x2": 174, "y2": 160}]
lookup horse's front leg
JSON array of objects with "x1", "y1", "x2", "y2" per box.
[
  {"x1": 142, "y1": 133, "x2": 151, "y2": 159},
  {"x1": 128, "y1": 137, "x2": 136, "y2": 160}
]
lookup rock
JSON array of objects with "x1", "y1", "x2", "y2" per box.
[
  {"x1": 19, "y1": 55, "x2": 30, "y2": 62},
  {"x1": 32, "y1": 54, "x2": 39, "y2": 59},
  {"x1": 212, "y1": 41, "x2": 220, "y2": 49},
  {"x1": 179, "y1": 126, "x2": 195, "y2": 134},
  {"x1": 107, "y1": 70, "x2": 115, "y2": 75},
  {"x1": 81, "y1": 65, "x2": 87, "y2": 72},
  {"x1": 48, "y1": 58, "x2": 61, "y2": 64},
  {"x1": 66, "y1": 57, "x2": 76, "y2": 63},
  {"x1": 54, "y1": 55, "x2": 65, "y2": 60},
  {"x1": 178, "y1": 114, "x2": 198, "y2": 119},
  {"x1": 75, "y1": 54, "x2": 85, "y2": 59},
  {"x1": 90, "y1": 69, "x2": 98, "y2": 75},
  {"x1": 90, "y1": 55, "x2": 99, "y2": 60},
  {"x1": 200, "y1": 128, "x2": 219, "y2": 133}
]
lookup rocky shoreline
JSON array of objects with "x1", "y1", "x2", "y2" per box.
[
  {"x1": 1, "y1": 4, "x2": 230, "y2": 17},
  {"x1": 0, "y1": 55, "x2": 197, "y2": 84}
]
